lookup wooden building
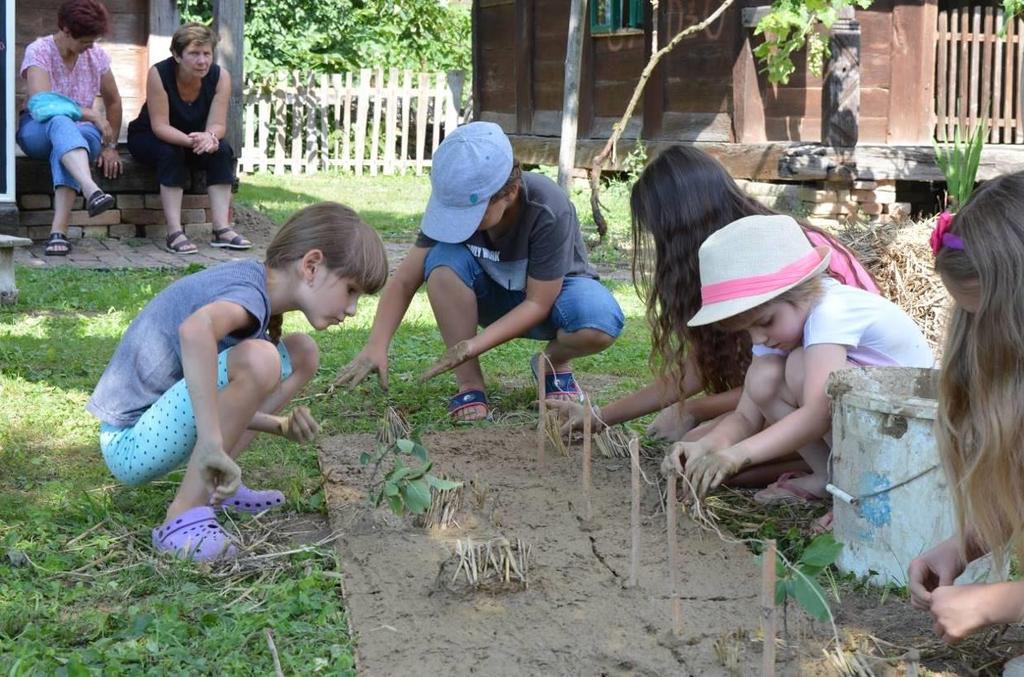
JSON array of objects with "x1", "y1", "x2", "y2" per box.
[{"x1": 472, "y1": 0, "x2": 1024, "y2": 212}]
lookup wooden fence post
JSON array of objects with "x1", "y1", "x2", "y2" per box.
[
  {"x1": 370, "y1": 68, "x2": 384, "y2": 176},
  {"x1": 342, "y1": 72, "x2": 353, "y2": 173},
  {"x1": 384, "y1": 68, "x2": 399, "y2": 175},
  {"x1": 355, "y1": 69, "x2": 371, "y2": 176},
  {"x1": 821, "y1": 6, "x2": 860, "y2": 147},
  {"x1": 415, "y1": 73, "x2": 429, "y2": 175},
  {"x1": 446, "y1": 70, "x2": 464, "y2": 130},
  {"x1": 212, "y1": 0, "x2": 245, "y2": 158},
  {"x1": 400, "y1": 70, "x2": 413, "y2": 175}
]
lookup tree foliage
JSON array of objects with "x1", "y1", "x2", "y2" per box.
[
  {"x1": 754, "y1": 0, "x2": 873, "y2": 84},
  {"x1": 178, "y1": 0, "x2": 471, "y2": 77}
]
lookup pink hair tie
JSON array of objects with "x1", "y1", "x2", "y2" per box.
[{"x1": 930, "y1": 211, "x2": 964, "y2": 256}]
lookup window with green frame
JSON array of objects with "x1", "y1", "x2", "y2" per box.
[{"x1": 590, "y1": 0, "x2": 644, "y2": 34}]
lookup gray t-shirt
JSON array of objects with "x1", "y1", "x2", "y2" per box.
[
  {"x1": 87, "y1": 260, "x2": 272, "y2": 427},
  {"x1": 415, "y1": 171, "x2": 598, "y2": 291}
]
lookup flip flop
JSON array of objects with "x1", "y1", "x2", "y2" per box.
[
  {"x1": 152, "y1": 506, "x2": 238, "y2": 561},
  {"x1": 752, "y1": 471, "x2": 825, "y2": 506},
  {"x1": 529, "y1": 353, "x2": 584, "y2": 401},
  {"x1": 448, "y1": 389, "x2": 490, "y2": 422},
  {"x1": 217, "y1": 483, "x2": 286, "y2": 514}
]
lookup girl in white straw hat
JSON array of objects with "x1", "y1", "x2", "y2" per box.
[{"x1": 664, "y1": 214, "x2": 933, "y2": 504}]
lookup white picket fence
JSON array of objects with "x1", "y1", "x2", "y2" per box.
[{"x1": 238, "y1": 69, "x2": 467, "y2": 176}]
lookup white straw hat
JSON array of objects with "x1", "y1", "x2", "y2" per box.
[{"x1": 687, "y1": 214, "x2": 831, "y2": 327}]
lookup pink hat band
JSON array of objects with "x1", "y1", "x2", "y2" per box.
[{"x1": 701, "y1": 249, "x2": 824, "y2": 305}]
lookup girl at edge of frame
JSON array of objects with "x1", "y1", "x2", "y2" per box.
[
  {"x1": 548, "y1": 145, "x2": 880, "y2": 501},
  {"x1": 85, "y1": 202, "x2": 388, "y2": 561},
  {"x1": 909, "y1": 171, "x2": 1024, "y2": 646}
]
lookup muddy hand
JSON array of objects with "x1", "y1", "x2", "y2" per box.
[
  {"x1": 199, "y1": 449, "x2": 242, "y2": 504},
  {"x1": 684, "y1": 451, "x2": 742, "y2": 500},
  {"x1": 279, "y1": 406, "x2": 320, "y2": 444},
  {"x1": 546, "y1": 398, "x2": 604, "y2": 438},
  {"x1": 334, "y1": 354, "x2": 388, "y2": 390},
  {"x1": 420, "y1": 340, "x2": 474, "y2": 382}
]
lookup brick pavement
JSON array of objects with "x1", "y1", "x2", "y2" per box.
[
  {"x1": 13, "y1": 236, "x2": 631, "y2": 281},
  {"x1": 13, "y1": 236, "x2": 270, "y2": 270}
]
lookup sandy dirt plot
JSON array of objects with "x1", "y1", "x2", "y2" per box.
[{"x1": 319, "y1": 428, "x2": 769, "y2": 675}]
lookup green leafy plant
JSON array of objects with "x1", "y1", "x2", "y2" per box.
[
  {"x1": 767, "y1": 533, "x2": 843, "y2": 621},
  {"x1": 934, "y1": 120, "x2": 987, "y2": 212},
  {"x1": 753, "y1": 0, "x2": 873, "y2": 85},
  {"x1": 359, "y1": 439, "x2": 462, "y2": 516},
  {"x1": 1000, "y1": 0, "x2": 1024, "y2": 35}
]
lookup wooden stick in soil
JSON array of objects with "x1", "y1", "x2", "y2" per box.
[
  {"x1": 537, "y1": 356, "x2": 546, "y2": 465},
  {"x1": 628, "y1": 436, "x2": 641, "y2": 587},
  {"x1": 265, "y1": 627, "x2": 285, "y2": 677},
  {"x1": 666, "y1": 475, "x2": 682, "y2": 635},
  {"x1": 581, "y1": 394, "x2": 593, "y2": 521},
  {"x1": 761, "y1": 539, "x2": 777, "y2": 677}
]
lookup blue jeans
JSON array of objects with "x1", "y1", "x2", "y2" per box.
[
  {"x1": 16, "y1": 111, "x2": 102, "y2": 192},
  {"x1": 423, "y1": 243, "x2": 625, "y2": 340}
]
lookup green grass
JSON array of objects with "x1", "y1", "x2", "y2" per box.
[
  {"x1": 236, "y1": 168, "x2": 637, "y2": 259},
  {"x1": 0, "y1": 179, "x2": 654, "y2": 672}
]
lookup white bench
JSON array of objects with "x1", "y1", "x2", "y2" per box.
[{"x1": 0, "y1": 234, "x2": 32, "y2": 305}]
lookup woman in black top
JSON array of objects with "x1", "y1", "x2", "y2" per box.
[{"x1": 127, "y1": 23, "x2": 250, "y2": 254}]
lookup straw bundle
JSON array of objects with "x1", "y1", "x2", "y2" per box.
[{"x1": 834, "y1": 217, "x2": 949, "y2": 354}]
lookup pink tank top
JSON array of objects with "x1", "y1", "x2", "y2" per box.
[{"x1": 805, "y1": 230, "x2": 880, "y2": 294}]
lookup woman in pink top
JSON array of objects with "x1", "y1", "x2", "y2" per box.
[{"x1": 17, "y1": 0, "x2": 123, "y2": 256}]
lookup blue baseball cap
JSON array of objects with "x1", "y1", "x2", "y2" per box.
[{"x1": 421, "y1": 121, "x2": 514, "y2": 243}]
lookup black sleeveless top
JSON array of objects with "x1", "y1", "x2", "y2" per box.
[{"x1": 129, "y1": 57, "x2": 221, "y2": 135}]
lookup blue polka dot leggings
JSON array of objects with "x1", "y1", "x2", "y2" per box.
[{"x1": 99, "y1": 342, "x2": 293, "y2": 486}]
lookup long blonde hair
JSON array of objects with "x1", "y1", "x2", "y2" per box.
[
  {"x1": 935, "y1": 171, "x2": 1024, "y2": 568},
  {"x1": 264, "y1": 202, "x2": 388, "y2": 342}
]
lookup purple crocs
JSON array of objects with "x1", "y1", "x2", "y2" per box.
[
  {"x1": 152, "y1": 506, "x2": 238, "y2": 561},
  {"x1": 217, "y1": 483, "x2": 286, "y2": 514}
]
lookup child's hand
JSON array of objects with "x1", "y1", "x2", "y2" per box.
[
  {"x1": 195, "y1": 445, "x2": 242, "y2": 504},
  {"x1": 928, "y1": 583, "x2": 1024, "y2": 643},
  {"x1": 420, "y1": 340, "x2": 475, "y2": 382},
  {"x1": 661, "y1": 438, "x2": 714, "y2": 477},
  {"x1": 335, "y1": 348, "x2": 389, "y2": 390},
  {"x1": 646, "y1": 404, "x2": 698, "y2": 442},
  {"x1": 279, "y1": 406, "x2": 320, "y2": 444},
  {"x1": 683, "y1": 446, "x2": 748, "y2": 499},
  {"x1": 546, "y1": 399, "x2": 605, "y2": 437},
  {"x1": 908, "y1": 537, "x2": 965, "y2": 610}
]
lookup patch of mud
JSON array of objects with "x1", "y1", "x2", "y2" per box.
[
  {"x1": 319, "y1": 427, "x2": 765, "y2": 675},
  {"x1": 232, "y1": 206, "x2": 280, "y2": 247}
]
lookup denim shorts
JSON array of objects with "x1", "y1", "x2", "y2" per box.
[
  {"x1": 99, "y1": 342, "x2": 293, "y2": 487},
  {"x1": 423, "y1": 242, "x2": 624, "y2": 340}
]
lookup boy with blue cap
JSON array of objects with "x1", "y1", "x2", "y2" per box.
[{"x1": 335, "y1": 121, "x2": 624, "y2": 420}]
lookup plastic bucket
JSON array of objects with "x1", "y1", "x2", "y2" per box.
[{"x1": 827, "y1": 367, "x2": 999, "y2": 586}]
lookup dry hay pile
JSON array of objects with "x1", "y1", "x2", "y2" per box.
[
  {"x1": 834, "y1": 217, "x2": 949, "y2": 354},
  {"x1": 437, "y1": 536, "x2": 532, "y2": 593}
]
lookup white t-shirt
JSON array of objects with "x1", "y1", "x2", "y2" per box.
[{"x1": 754, "y1": 279, "x2": 934, "y2": 367}]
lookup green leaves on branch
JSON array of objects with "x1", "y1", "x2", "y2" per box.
[
  {"x1": 762, "y1": 533, "x2": 843, "y2": 621},
  {"x1": 934, "y1": 120, "x2": 987, "y2": 212},
  {"x1": 360, "y1": 439, "x2": 463, "y2": 517},
  {"x1": 753, "y1": 0, "x2": 873, "y2": 84}
]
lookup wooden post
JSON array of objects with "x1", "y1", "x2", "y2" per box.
[
  {"x1": 515, "y1": 0, "x2": 535, "y2": 134},
  {"x1": 342, "y1": 72, "x2": 353, "y2": 173},
  {"x1": 628, "y1": 437, "x2": 641, "y2": 588},
  {"x1": 384, "y1": 68, "x2": 399, "y2": 176},
  {"x1": 582, "y1": 394, "x2": 593, "y2": 521},
  {"x1": 733, "y1": 4, "x2": 767, "y2": 144},
  {"x1": 147, "y1": 0, "x2": 180, "y2": 68},
  {"x1": 761, "y1": 539, "x2": 777, "y2": 677},
  {"x1": 666, "y1": 475, "x2": 682, "y2": 636},
  {"x1": 821, "y1": 6, "x2": 860, "y2": 147},
  {"x1": 887, "y1": 0, "x2": 937, "y2": 144},
  {"x1": 415, "y1": 73, "x2": 429, "y2": 175},
  {"x1": 446, "y1": 70, "x2": 465, "y2": 130},
  {"x1": 355, "y1": 69, "x2": 371, "y2": 176},
  {"x1": 272, "y1": 73, "x2": 286, "y2": 176},
  {"x1": 537, "y1": 357, "x2": 546, "y2": 465},
  {"x1": 557, "y1": 0, "x2": 588, "y2": 190},
  {"x1": 370, "y1": 68, "x2": 384, "y2": 176},
  {"x1": 212, "y1": 0, "x2": 245, "y2": 159}
]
